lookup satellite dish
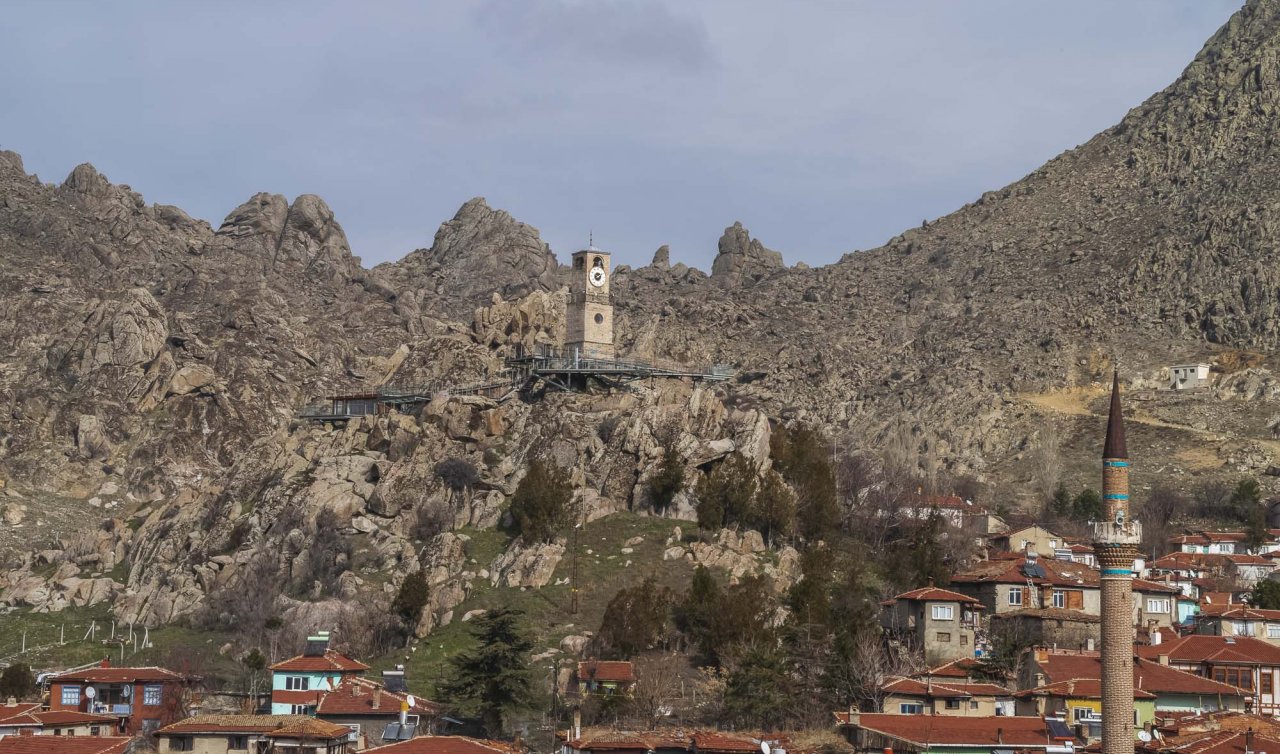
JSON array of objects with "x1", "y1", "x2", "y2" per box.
[
  {"x1": 121, "y1": 685, "x2": 132, "y2": 698},
  {"x1": 406, "y1": 695, "x2": 416, "y2": 708},
  {"x1": 84, "y1": 686, "x2": 97, "y2": 700},
  {"x1": 1138, "y1": 732, "x2": 1153, "y2": 743},
  {"x1": 761, "y1": 742, "x2": 772, "y2": 754}
]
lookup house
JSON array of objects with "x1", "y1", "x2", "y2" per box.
[
  {"x1": 1055, "y1": 543, "x2": 1097, "y2": 568},
  {"x1": 1134, "y1": 579, "x2": 1182, "y2": 629},
  {"x1": 269, "y1": 633, "x2": 369, "y2": 714},
  {"x1": 834, "y1": 712, "x2": 1076, "y2": 754},
  {"x1": 1141, "y1": 712, "x2": 1280, "y2": 754},
  {"x1": 1168, "y1": 364, "x2": 1211, "y2": 391},
  {"x1": 881, "y1": 585, "x2": 983, "y2": 663},
  {"x1": 989, "y1": 608, "x2": 1099, "y2": 650},
  {"x1": 880, "y1": 677, "x2": 1013, "y2": 716},
  {"x1": 1195, "y1": 604, "x2": 1280, "y2": 643},
  {"x1": 1171, "y1": 532, "x2": 1249, "y2": 556},
  {"x1": 1134, "y1": 634, "x2": 1280, "y2": 715},
  {"x1": 315, "y1": 673, "x2": 441, "y2": 747},
  {"x1": 377, "y1": 737, "x2": 524, "y2": 754},
  {"x1": 1013, "y1": 679, "x2": 1156, "y2": 740},
  {"x1": 1146, "y1": 553, "x2": 1277, "y2": 597},
  {"x1": 990, "y1": 526, "x2": 1067, "y2": 557},
  {"x1": 47, "y1": 659, "x2": 193, "y2": 736},
  {"x1": 0, "y1": 734, "x2": 131, "y2": 753},
  {"x1": 900, "y1": 494, "x2": 989, "y2": 529},
  {"x1": 156, "y1": 714, "x2": 354, "y2": 753},
  {"x1": 568, "y1": 661, "x2": 637, "y2": 697},
  {"x1": 950, "y1": 551, "x2": 1099, "y2": 617},
  {"x1": 0, "y1": 700, "x2": 119, "y2": 737}
]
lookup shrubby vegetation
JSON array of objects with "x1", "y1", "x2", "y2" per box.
[{"x1": 510, "y1": 459, "x2": 573, "y2": 543}]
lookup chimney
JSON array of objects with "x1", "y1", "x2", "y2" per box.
[
  {"x1": 4, "y1": 698, "x2": 15, "y2": 707},
  {"x1": 100, "y1": 658, "x2": 110, "y2": 668},
  {"x1": 573, "y1": 708, "x2": 582, "y2": 741},
  {"x1": 373, "y1": 688, "x2": 382, "y2": 708},
  {"x1": 1151, "y1": 630, "x2": 1163, "y2": 647},
  {"x1": 997, "y1": 727, "x2": 1004, "y2": 745},
  {"x1": 1158, "y1": 654, "x2": 1170, "y2": 666},
  {"x1": 1086, "y1": 638, "x2": 1096, "y2": 651},
  {"x1": 351, "y1": 683, "x2": 358, "y2": 697}
]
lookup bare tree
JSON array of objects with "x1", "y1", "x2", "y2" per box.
[
  {"x1": 626, "y1": 653, "x2": 685, "y2": 729},
  {"x1": 832, "y1": 632, "x2": 923, "y2": 712},
  {"x1": 1032, "y1": 423, "x2": 1062, "y2": 505}
]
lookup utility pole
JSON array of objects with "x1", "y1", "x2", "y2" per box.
[{"x1": 570, "y1": 512, "x2": 581, "y2": 615}]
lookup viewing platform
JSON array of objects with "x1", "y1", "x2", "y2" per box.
[{"x1": 298, "y1": 346, "x2": 734, "y2": 422}]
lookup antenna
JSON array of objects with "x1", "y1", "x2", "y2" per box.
[{"x1": 762, "y1": 742, "x2": 772, "y2": 754}]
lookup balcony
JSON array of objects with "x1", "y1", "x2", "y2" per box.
[{"x1": 1090, "y1": 520, "x2": 1142, "y2": 546}]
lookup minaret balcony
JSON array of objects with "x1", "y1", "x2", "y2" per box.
[{"x1": 1090, "y1": 520, "x2": 1142, "y2": 546}]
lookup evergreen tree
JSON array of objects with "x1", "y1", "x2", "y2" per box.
[
  {"x1": 597, "y1": 577, "x2": 673, "y2": 658},
  {"x1": 647, "y1": 447, "x2": 685, "y2": 515},
  {"x1": 751, "y1": 470, "x2": 796, "y2": 546},
  {"x1": 1072, "y1": 488, "x2": 1103, "y2": 521},
  {"x1": 1049, "y1": 483, "x2": 1072, "y2": 517},
  {"x1": 510, "y1": 460, "x2": 573, "y2": 543},
  {"x1": 1232, "y1": 478, "x2": 1268, "y2": 551},
  {"x1": 392, "y1": 570, "x2": 430, "y2": 633},
  {"x1": 722, "y1": 645, "x2": 794, "y2": 729},
  {"x1": 438, "y1": 607, "x2": 534, "y2": 736},
  {"x1": 695, "y1": 453, "x2": 756, "y2": 531},
  {"x1": 1251, "y1": 579, "x2": 1280, "y2": 610},
  {"x1": 0, "y1": 664, "x2": 35, "y2": 701},
  {"x1": 676, "y1": 566, "x2": 721, "y2": 661},
  {"x1": 787, "y1": 548, "x2": 833, "y2": 631},
  {"x1": 771, "y1": 423, "x2": 840, "y2": 541}
]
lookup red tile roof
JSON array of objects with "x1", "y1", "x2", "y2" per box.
[
  {"x1": 1134, "y1": 634, "x2": 1280, "y2": 666},
  {"x1": 1134, "y1": 578, "x2": 1181, "y2": 594},
  {"x1": 924, "y1": 658, "x2": 986, "y2": 679},
  {"x1": 577, "y1": 661, "x2": 637, "y2": 684},
  {"x1": 1170, "y1": 532, "x2": 1249, "y2": 545},
  {"x1": 951, "y1": 553, "x2": 1099, "y2": 588},
  {"x1": 883, "y1": 677, "x2": 1009, "y2": 698},
  {"x1": 692, "y1": 732, "x2": 761, "y2": 752},
  {"x1": 159, "y1": 714, "x2": 319, "y2": 735},
  {"x1": 262, "y1": 718, "x2": 352, "y2": 740},
  {"x1": 1198, "y1": 604, "x2": 1280, "y2": 621},
  {"x1": 0, "y1": 738, "x2": 131, "y2": 754},
  {"x1": 1151, "y1": 552, "x2": 1276, "y2": 571},
  {"x1": 51, "y1": 665, "x2": 185, "y2": 683},
  {"x1": 1014, "y1": 678, "x2": 1157, "y2": 700},
  {"x1": 995, "y1": 607, "x2": 1100, "y2": 623},
  {"x1": 0, "y1": 703, "x2": 41, "y2": 725},
  {"x1": 270, "y1": 648, "x2": 369, "y2": 673},
  {"x1": 376, "y1": 737, "x2": 525, "y2": 754},
  {"x1": 1143, "y1": 729, "x2": 1280, "y2": 754},
  {"x1": 883, "y1": 586, "x2": 981, "y2": 605},
  {"x1": 316, "y1": 676, "x2": 441, "y2": 716},
  {"x1": 834, "y1": 713, "x2": 1074, "y2": 746},
  {"x1": 566, "y1": 732, "x2": 689, "y2": 751},
  {"x1": 1034, "y1": 650, "x2": 1249, "y2": 696}
]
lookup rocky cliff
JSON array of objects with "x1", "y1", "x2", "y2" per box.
[{"x1": 6, "y1": 1, "x2": 1280, "y2": 636}]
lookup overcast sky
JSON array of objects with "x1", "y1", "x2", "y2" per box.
[{"x1": 0, "y1": 1, "x2": 1241, "y2": 270}]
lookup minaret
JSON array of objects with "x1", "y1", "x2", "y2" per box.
[{"x1": 1093, "y1": 372, "x2": 1141, "y2": 754}]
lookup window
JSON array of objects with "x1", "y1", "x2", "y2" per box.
[
  {"x1": 945, "y1": 699, "x2": 961, "y2": 710},
  {"x1": 228, "y1": 735, "x2": 249, "y2": 750},
  {"x1": 290, "y1": 704, "x2": 311, "y2": 715},
  {"x1": 960, "y1": 634, "x2": 969, "y2": 646},
  {"x1": 172, "y1": 737, "x2": 194, "y2": 752},
  {"x1": 969, "y1": 700, "x2": 979, "y2": 710},
  {"x1": 936, "y1": 632, "x2": 952, "y2": 643},
  {"x1": 1053, "y1": 590, "x2": 1066, "y2": 609},
  {"x1": 1268, "y1": 624, "x2": 1280, "y2": 639},
  {"x1": 89, "y1": 727, "x2": 99, "y2": 736},
  {"x1": 1214, "y1": 667, "x2": 1254, "y2": 690},
  {"x1": 899, "y1": 703, "x2": 924, "y2": 714},
  {"x1": 285, "y1": 676, "x2": 311, "y2": 691},
  {"x1": 1235, "y1": 621, "x2": 1254, "y2": 637},
  {"x1": 143, "y1": 684, "x2": 163, "y2": 706},
  {"x1": 932, "y1": 605, "x2": 954, "y2": 621},
  {"x1": 1147, "y1": 599, "x2": 1171, "y2": 614},
  {"x1": 61, "y1": 686, "x2": 80, "y2": 706},
  {"x1": 1073, "y1": 707, "x2": 1092, "y2": 722},
  {"x1": 1008, "y1": 589, "x2": 1023, "y2": 606},
  {"x1": 1264, "y1": 673, "x2": 1274, "y2": 696}
]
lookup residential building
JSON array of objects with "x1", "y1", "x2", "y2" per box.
[
  {"x1": 379, "y1": 737, "x2": 524, "y2": 754},
  {"x1": 156, "y1": 714, "x2": 349, "y2": 753},
  {"x1": 1141, "y1": 712, "x2": 1280, "y2": 754},
  {"x1": 1056, "y1": 543, "x2": 1097, "y2": 568},
  {"x1": 990, "y1": 526, "x2": 1067, "y2": 557},
  {"x1": 989, "y1": 608, "x2": 1099, "y2": 650},
  {"x1": 1023, "y1": 647, "x2": 1248, "y2": 717},
  {"x1": 1013, "y1": 679, "x2": 1156, "y2": 741},
  {"x1": 880, "y1": 677, "x2": 1013, "y2": 716},
  {"x1": 0, "y1": 701, "x2": 119, "y2": 737},
  {"x1": 1146, "y1": 553, "x2": 1277, "y2": 597},
  {"x1": 261, "y1": 718, "x2": 353, "y2": 752},
  {"x1": 269, "y1": 633, "x2": 369, "y2": 715},
  {"x1": 950, "y1": 551, "x2": 1099, "y2": 617},
  {"x1": 1134, "y1": 579, "x2": 1182, "y2": 629},
  {"x1": 834, "y1": 712, "x2": 1076, "y2": 754},
  {"x1": 47, "y1": 659, "x2": 192, "y2": 736},
  {"x1": 881, "y1": 585, "x2": 983, "y2": 663},
  {"x1": 1171, "y1": 532, "x2": 1249, "y2": 556},
  {"x1": 0, "y1": 735, "x2": 131, "y2": 754},
  {"x1": 1196, "y1": 604, "x2": 1280, "y2": 643},
  {"x1": 1167, "y1": 364, "x2": 1212, "y2": 391},
  {"x1": 1134, "y1": 634, "x2": 1280, "y2": 715},
  {"x1": 568, "y1": 661, "x2": 637, "y2": 697},
  {"x1": 899, "y1": 494, "x2": 989, "y2": 529},
  {"x1": 315, "y1": 674, "x2": 441, "y2": 748}
]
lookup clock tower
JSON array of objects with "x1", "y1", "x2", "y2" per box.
[{"x1": 565, "y1": 244, "x2": 615, "y2": 359}]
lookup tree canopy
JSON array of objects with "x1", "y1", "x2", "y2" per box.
[{"x1": 438, "y1": 607, "x2": 534, "y2": 736}]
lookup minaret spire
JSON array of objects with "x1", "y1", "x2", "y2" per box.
[{"x1": 1094, "y1": 369, "x2": 1140, "y2": 754}]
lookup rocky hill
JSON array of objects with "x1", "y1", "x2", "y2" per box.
[{"x1": 6, "y1": 0, "x2": 1280, "y2": 655}]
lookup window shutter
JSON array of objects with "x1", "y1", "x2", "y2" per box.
[{"x1": 1067, "y1": 591, "x2": 1084, "y2": 610}]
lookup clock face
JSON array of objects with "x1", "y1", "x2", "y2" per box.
[{"x1": 589, "y1": 267, "x2": 606, "y2": 287}]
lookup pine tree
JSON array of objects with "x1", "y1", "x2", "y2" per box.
[
  {"x1": 0, "y1": 664, "x2": 35, "y2": 701},
  {"x1": 695, "y1": 453, "x2": 757, "y2": 531},
  {"x1": 648, "y1": 447, "x2": 685, "y2": 515},
  {"x1": 1072, "y1": 488, "x2": 1103, "y2": 521},
  {"x1": 391, "y1": 570, "x2": 430, "y2": 633},
  {"x1": 598, "y1": 577, "x2": 673, "y2": 658},
  {"x1": 751, "y1": 470, "x2": 796, "y2": 546},
  {"x1": 510, "y1": 460, "x2": 573, "y2": 543},
  {"x1": 438, "y1": 607, "x2": 534, "y2": 736},
  {"x1": 722, "y1": 645, "x2": 794, "y2": 729}
]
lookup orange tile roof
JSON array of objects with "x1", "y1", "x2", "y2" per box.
[
  {"x1": 262, "y1": 717, "x2": 352, "y2": 739},
  {"x1": 883, "y1": 677, "x2": 1009, "y2": 698},
  {"x1": 1151, "y1": 552, "x2": 1276, "y2": 571},
  {"x1": 51, "y1": 665, "x2": 185, "y2": 683},
  {"x1": 577, "y1": 661, "x2": 637, "y2": 684},
  {"x1": 159, "y1": 714, "x2": 319, "y2": 735},
  {"x1": 1198, "y1": 604, "x2": 1280, "y2": 620},
  {"x1": 883, "y1": 586, "x2": 981, "y2": 605},
  {"x1": 1036, "y1": 650, "x2": 1251, "y2": 696},
  {"x1": 376, "y1": 737, "x2": 525, "y2": 754},
  {"x1": 835, "y1": 713, "x2": 1074, "y2": 746},
  {"x1": 270, "y1": 648, "x2": 370, "y2": 673},
  {"x1": 0, "y1": 737, "x2": 131, "y2": 754},
  {"x1": 1134, "y1": 578, "x2": 1181, "y2": 594},
  {"x1": 692, "y1": 732, "x2": 761, "y2": 752},
  {"x1": 1145, "y1": 729, "x2": 1280, "y2": 754},
  {"x1": 316, "y1": 676, "x2": 440, "y2": 716},
  {"x1": 1014, "y1": 678, "x2": 1157, "y2": 700},
  {"x1": 923, "y1": 658, "x2": 986, "y2": 679},
  {"x1": 1135, "y1": 634, "x2": 1280, "y2": 666},
  {"x1": 0, "y1": 703, "x2": 41, "y2": 725}
]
